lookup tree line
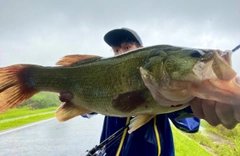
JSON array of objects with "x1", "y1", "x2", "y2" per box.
[{"x1": 18, "y1": 92, "x2": 60, "y2": 109}]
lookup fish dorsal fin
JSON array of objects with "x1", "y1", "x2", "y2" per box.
[{"x1": 56, "y1": 54, "x2": 102, "y2": 66}]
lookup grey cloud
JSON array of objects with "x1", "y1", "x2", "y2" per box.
[{"x1": 0, "y1": 0, "x2": 239, "y2": 73}]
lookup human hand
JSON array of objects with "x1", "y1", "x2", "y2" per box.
[{"x1": 189, "y1": 76, "x2": 240, "y2": 129}]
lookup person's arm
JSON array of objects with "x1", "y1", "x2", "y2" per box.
[
  {"x1": 167, "y1": 106, "x2": 200, "y2": 133},
  {"x1": 82, "y1": 112, "x2": 98, "y2": 118}
]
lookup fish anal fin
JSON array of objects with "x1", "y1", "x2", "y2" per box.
[
  {"x1": 112, "y1": 90, "x2": 146, "y2": 112},
  {"x1": 56, "y1": 54, "x2": 102, "y2": 66},
  {"x1": 128, "y1": 115, "x2": 155, "y2": 133},
  {"x1": 56, "y1": 102, "x2": 91, "y2": 122}
]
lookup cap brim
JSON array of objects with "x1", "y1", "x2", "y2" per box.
[{"x1": 104, "y1": 29, "x2": 141, "y2": 46}]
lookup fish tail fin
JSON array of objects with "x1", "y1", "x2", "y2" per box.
[{"x1": 0, "y1": 64, "x2": 39, "y2": 113}]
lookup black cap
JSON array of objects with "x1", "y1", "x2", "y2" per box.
[{"x1": 104, "y1": 28, "x2": 143, "y2": 46}]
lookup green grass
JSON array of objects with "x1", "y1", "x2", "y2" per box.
[
  {"x1": 186, "y1": 121, "x2": 240, "y2": 156},
  {"x1": 0, "y1": 107, "x2": 57, "y2": 120},
  {"x1": 0, "y1": 107, "x2": 57, "y2": 131},
  {"x1": 0, "y1": 113, "x2": 55, "y2": 131},
  {"x1": 171, "y1": 125, "x2": 213, "y2": 156},
  {"x1": 3, "y1": 106, "x2": 238, "y2": 156}
]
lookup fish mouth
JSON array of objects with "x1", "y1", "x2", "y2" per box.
[
  {"x1": 193, "y1": 49, "x2": 236, "y2": 81},
  {"x1": 191, "y1": 49, "x2": 240, "y2": 105},
  {"x1": 212, "y1": 50, "x2": 236, "y2": 80},
  {"x1": 216, "y1": 50, "x2": 232, "y2": 66}
]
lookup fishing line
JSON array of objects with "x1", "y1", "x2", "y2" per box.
[
  {"x1": 104, "y1": 132, "x2": 125, "y2": 151},
  {"x1": 99, "y1": 124, "x2": 128, "y2": 150},
  {"x1": 232, "y1": 44, "x2": 240, "y2": 52},
  {"x1": 85, "y1": 129, "x2": 125, "y2": 156},
  {"x1": 103, "y1": 130, "x2": 124, "y2": 150},
  {"x1": 86, "y1": 132, "x2": 124, "y2": 156},
  {"x1": 85, "y1": 123, "x2": 129, "y2": 156}
]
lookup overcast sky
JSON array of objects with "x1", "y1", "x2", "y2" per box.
[{"x1": 0, "y1": 0, "x2": 239, "y2": 73}]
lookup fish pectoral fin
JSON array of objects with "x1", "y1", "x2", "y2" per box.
[
  {"x1": 55, "y1": 102, "x2": 91, "y2": 122},
  {"x1": 139, "y1": 67, "x2": 159, "y2": 98},
  {"x1": 140, "y1": 67, "x2": 174, "y2": 105},
  {"x1": 56, "y1": 54, "x2": 102, "y2": 66},
  {"x1": 112, "y1": 90, "x2": 146, "y2": 112},
  {"x1": 128, "y1": 115, "x2": 155, "y2": 133}
]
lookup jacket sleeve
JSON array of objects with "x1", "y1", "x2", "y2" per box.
[
  {"x1": 167, "y1": 106, "x2": 200, "y2": 133},
  {"x1": 81, "y1": 112, "x2": 98, "y2": 118}
]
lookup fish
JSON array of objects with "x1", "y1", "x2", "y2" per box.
[{"x1": 0, "y1": 45, "x2": 240, "y2": 132}]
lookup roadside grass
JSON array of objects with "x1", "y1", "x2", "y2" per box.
[
  {"x1": 171, "y1": 125, "x2": 213, "y2": 156},
  {"x1": 2, "y1": 106, "x2": 238, "y2": 156},
  {"x1": 0, "y1": 107, "x2": 57, "y2": 131},
  {"x1": 0, "y1": 107, "x2": 57, "y2": 120},
  {"x1": 186, "y1": 121, "x2": 240, "y2": 156}
]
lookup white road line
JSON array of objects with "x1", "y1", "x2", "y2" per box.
[
  {"x1": 0, "y1": 111, "x2": 55, "y2": 123},
  {"x1": 0, "y1": 118, "x2": 56, "y2": 136}
]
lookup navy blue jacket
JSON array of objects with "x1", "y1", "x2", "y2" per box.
[{"x1": 100, "y1": 106, "x2": 200, "y2": 156}]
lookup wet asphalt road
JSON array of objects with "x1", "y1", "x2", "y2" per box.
[{"x1": 0, "y1": 115, "x2": 104, "y2": 156}]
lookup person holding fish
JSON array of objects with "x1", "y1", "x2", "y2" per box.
[
  {"x1": 98, "y1": 28, "x2": 200, "y2": 156},
  {"x1": 57, "y1": 28, "x2": 240, "y2": 156},
  {"x1": 60, "y1": 28, "x2": 199, "y2": 156}
]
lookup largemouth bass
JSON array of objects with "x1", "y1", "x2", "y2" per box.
[{"x1": 0, "y1": 45, "x2": 239, "y2": 132}]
